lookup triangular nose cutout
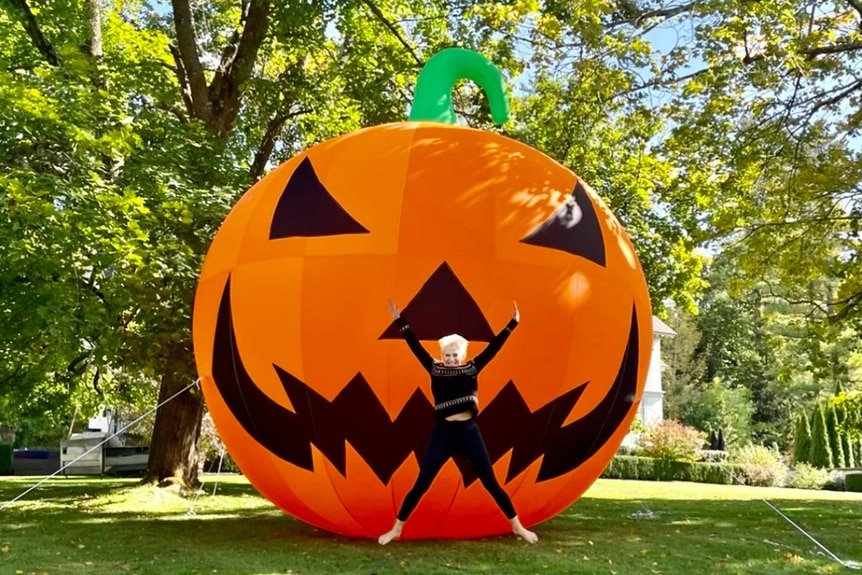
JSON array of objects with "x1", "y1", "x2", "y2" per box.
[{"x1": 380, "y1": 263, "x2": 495, "y2": 342}]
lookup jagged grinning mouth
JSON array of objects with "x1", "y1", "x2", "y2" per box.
[{"x1": 210, "y1": 277, "x2": 640, "y2": 485}]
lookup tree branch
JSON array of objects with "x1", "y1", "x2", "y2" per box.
[
  {"x1": 88, "y1": 0, "x2": 103, "y2": 61},
  {"x1": 168, "y1": 44, "x2": 195, "y2": 115},
  {"x1": 744, "y1": 40, "x2": 862, "y2": 65},
  {"x1": 800, "y1": 77, "x2": 862, "y2": 124},
  {"x1": 249, "y1": 108, "x2": 310, "y2": 182},
  {"x1": 804, "y1": 41, "x2": 862, "y2": 59},
  {"x1": 207, "y1": 0, "x2": 270, "y2": 137},
  {"x1": 846, "y1": 0, "x2": 862, "y2": 24},
  {"x1": 170, "y1": 0, "x2": 210, "y2": 121},
  {"x1": 358, "y1": 0, "x2": 423, "y2": 66},
  {"x1": 67, "y1": 351, "x2": 91, "y2": 375},
  {"x1": 606, "y1": 0, "x2": 700, "y2": 28},
  {"x1": 830, "y1": 291, "x2": 862, "y2": 323},
  {"x1": 611, "y1": 65, "x2": 712, "y2": 100},
  {"x1": 5, "y1": 0, "x2": 59, "y2": 66}
]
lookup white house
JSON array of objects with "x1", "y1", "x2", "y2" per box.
[{"x1": 639, "y1": 315, "x2": 676, "y2": 426}]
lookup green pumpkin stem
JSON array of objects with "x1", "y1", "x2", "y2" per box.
[{"x1": 409, "y1": 48, "x2": 509, "y2": 126}]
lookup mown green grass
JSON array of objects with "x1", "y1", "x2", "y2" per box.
[{"x1": 1, "y1": 475, "x2": 860, "y2": 575}]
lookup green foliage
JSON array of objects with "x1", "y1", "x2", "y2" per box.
[
  {"x1": 843, "y1": 434, "x2": 856, "y2": 469},
  {"x1": 682, "y1": 379, "x2": 754, "y2": 448},
  {"x1": 661, "y1": 307, "x2": 709, "y2": 420},
  {"x1": 729, "y1": 444, "x2": 786, "y2": 487},
  {"x1": 636, "y1": 420, "x2": 707, "y2": 462},
  {"x1": 628, "y1": 414, "x2": 647, "y2": 435},
  {"x1": 809, "y1": 403, "x2": 833, "y2": 469},
  {"x1": 833, "y1": 392, "x2": 862, "y2": 440},
  {"x1": 786, "y1": 463, "x2": 830, "y2": 490},
  {"x1": 825, "y1": 402, "x2": 846, "y2": 468},
  {"x1": 197, "y1": 411, "x2": 238, "y2": 472},
  {"x1": 601, "y1": 455, "x2": 737, "y2": 485},
  {"x1": 791, "y1": 411, "x2": 812, "y2": 465},
  {"x1": 0, "y1": 443, "x2": 12, "y2": 475},
  {"x1": 700, "y1": 450, "x2": 729, "y2": 463}
]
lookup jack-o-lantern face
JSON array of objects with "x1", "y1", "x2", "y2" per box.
[{"x1": 192, "y1": 122, "x2": 653, "y2": 540}]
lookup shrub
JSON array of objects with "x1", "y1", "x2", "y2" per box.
[
  {"x1": 845, "y1": 472, "x2": 862, "y2": 493},
  {"x1": 681, "y1": 380, "x2": 753, "y2": 448},
  {"x1": 198, "y1": 411, "x2": 239, "y2": 473},
  {"x1": 826, "y1": 403, "x2": 846, "y2": 468},
  {"x1": 809, "y1": 403, "x2": 833, "y2": 469},
  {"x1": 602, "y1": 455, "x2": 648, "y2": 480},
  {"x1": 823, "y1": 472, "x2": 846, "y2": 492},
  {"x1": 844, "y1": 434, "x2": 856, "y2": 468},
  {"x1": 832, "y1": 391, "x2": 862, "y2": 440},
  {"x1": 637, "y1": 420, "x2": 707, "y2": 462},
  {"x1": 730, "y1": 444, "x2": 786, "y2": 487},
  {"x1": 600, "y1": 455, "x2": 740, "y2": 485},
  {"x1": 786, "y1": 463, "x2": 830, "y2": 490},
  {"x1": 792, "y1": 411, "x2": 812, "y2": 465},
  {"x1": 700, "y1": 449, "x2": 729, "y2": 463}
]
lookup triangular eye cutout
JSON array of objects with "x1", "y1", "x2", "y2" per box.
[
  {"x1": 519, "y1": 180, "x2": 606, "y2": 267},
  {"x1": 379, "y1": 262, "x2": 495, "y2": 342},
  {"x1": 269, "y1": 157, "x2": 370, "y2": 239}
]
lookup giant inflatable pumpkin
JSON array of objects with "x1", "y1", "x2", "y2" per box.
[{"x1": 193, "y1": 49, "x2": 653, "y2": 540}]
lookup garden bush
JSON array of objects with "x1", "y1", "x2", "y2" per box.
[
  {"x1": 601, "y1": 455, "x2": 738, "y2": 485},
  {"x1": 846, "y1": 472, "x2": 862, "y2": 493},
  {"x1": 700, "y1": 449, "x2": 729, "y2": 463},
  {"x1": 786, "y1": 463, "x2": 830, "y2": 490},
  {"x1": 730, "y1": 444, "x2": 786, "y2": 487},
  {"x1": 637, "y1": 420, "x2": 706, "y2": 462}
]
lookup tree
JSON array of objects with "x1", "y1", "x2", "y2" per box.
[
  {"x1": 1, "y1": 0, "x2": 248, "y2": 486},
  {"x1": 651, "y1": 0, "x2": 862, "y2": 328},
  {"x1": 834, "y1": 392, "x2": 862, "y2": 440},
  {"x1": 3, "y1": 0, "x2": 729, "y2": 488},
  {"x1": 680, "y1": 379, "x2": 753, "y2": 448},
  {"x1": 825, "y1": 402, "x2": 846, "y2": 468},
  {"x1": 809, "y1": 402, "x2": 833, "y2": 469},
  {"x1": 661, "y1": 307, "x2": 709, "y2": 421},
  {"x1": 792, "y1": 410, "x2": 812, "y2": 465}
]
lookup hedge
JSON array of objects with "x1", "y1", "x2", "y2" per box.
[
  {"x1": 846, "y1": 472, "x2": 862, "y2": 493},
  {"x1": 0, "y1": 443, "x2": 12, "y2": 475},
  {"x1": 601, "y1": 455, "x2": 745, "y2": 485}
]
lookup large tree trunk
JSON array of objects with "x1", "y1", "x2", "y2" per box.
[
  {"x1": 143, "y1": 345, "x2": 203, "y2": 489},
  {"x1": 141, "y1": 0, "x2": 271, "y2": 489}
]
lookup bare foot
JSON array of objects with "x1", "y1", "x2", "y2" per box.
[
  {"x1": 509, "y1": 516, "x2": 538, "y2": 544},
  {"x1": 378, "y1": 528, "x2": 402, "y2": 545},
  {"x1": 513, "y1": 525, "x2": 538, "y2": 544}
]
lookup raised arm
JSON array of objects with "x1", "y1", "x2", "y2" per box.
[
  {"x1": 472, "y1": 302, "x2": 519, "y2": 372},
  {"x1": 389, "y1": 299, "x2": 435, "y2": 372}
]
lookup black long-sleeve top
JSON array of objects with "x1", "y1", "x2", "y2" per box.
[{"x1": 395, "y1": 315, "x2": 518, "y2": 421}]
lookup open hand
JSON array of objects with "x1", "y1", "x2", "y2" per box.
[
  {"x1": 388, "y1": 299, "x2": 401, "y2": 320},
  {"x1": 512, "y1": 301, "x2": 520, "y2": 323}
]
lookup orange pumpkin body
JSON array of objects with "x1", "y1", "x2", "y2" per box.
[{"x1": 192, "y1": 123, "x2": 653, "y2": 539}]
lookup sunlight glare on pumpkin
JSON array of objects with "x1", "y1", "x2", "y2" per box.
[
  {"x1": 617, "y1": 232, "x2": 638, "y2": 269},
  {"x1": 563, "y1": 271, "x2": 592, "y2": 306},
  {"x1": 511, "y1": 186, "x2": 573, "y2": 229}
]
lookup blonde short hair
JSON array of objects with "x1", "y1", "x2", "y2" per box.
[{"x1": 438, "y1": 334, "x2": 468, "y2": 356}]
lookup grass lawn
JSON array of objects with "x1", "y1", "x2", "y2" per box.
[{"x1": 1, "y1": 475, "x2": 860, "y2": 575}]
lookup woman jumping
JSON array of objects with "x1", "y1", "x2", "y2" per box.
[{"x1": 378, "y1": 299, "x2": 538, "y2": 545}]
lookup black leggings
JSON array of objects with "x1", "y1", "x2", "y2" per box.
[{"x1": 397, "y1": 418, "x2": 516, "y2": 521}]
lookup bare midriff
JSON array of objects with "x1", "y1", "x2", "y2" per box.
[{"x1": 444, "y1": 410, "x2": 473, "y2": 421}]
